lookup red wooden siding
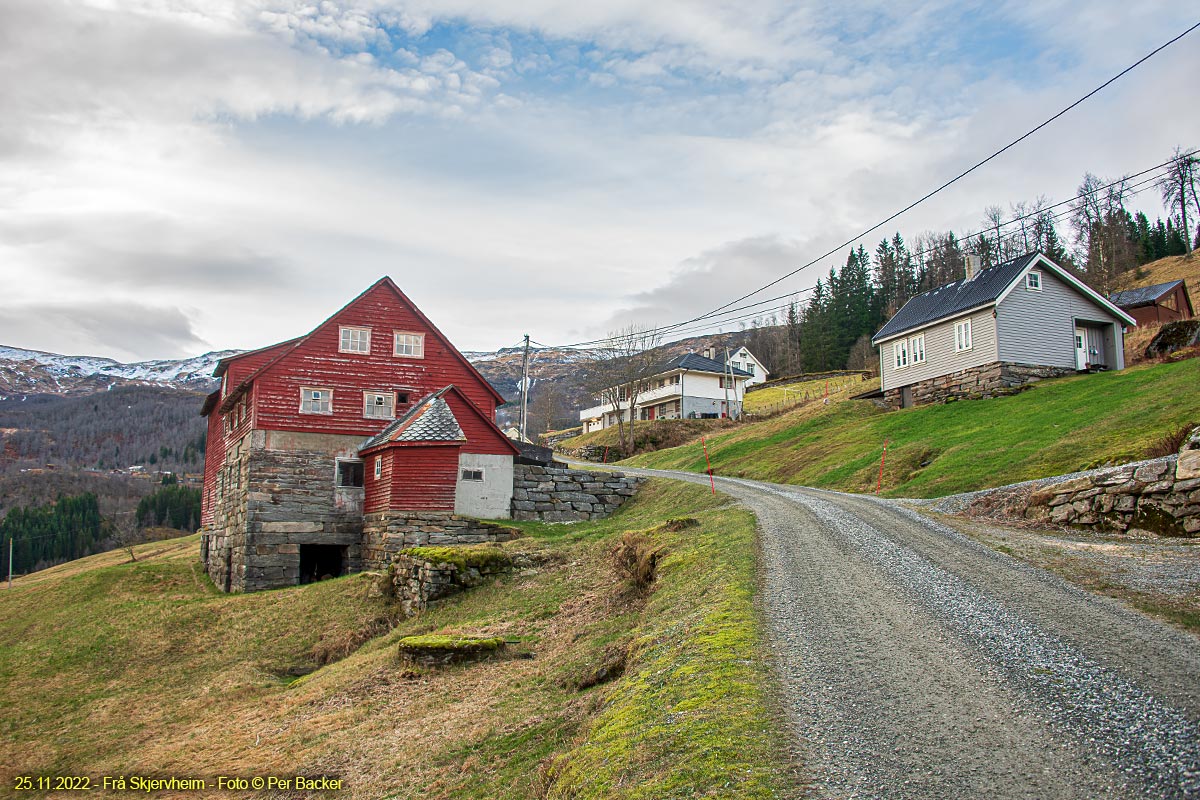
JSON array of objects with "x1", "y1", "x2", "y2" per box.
[
  {"x1": 377, "y1": 444, "x2": 460, "y2": 511},
  {"x1": 364, "y1": 451, "x2": 394, "y2": 514},
  {"x1": 200, "y1": 409, "x2": 226, "y2": 526},
  {"x1": 252, "y1": 282, "x2": 499, "y2": 437}
]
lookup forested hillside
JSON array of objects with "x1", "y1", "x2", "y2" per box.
[
  {"x1": 733, "y1": 149, "x2": 1199, "y2": 377},
  {"x1": 0, "y1": 386, "x2": 207, "y2": 476}
]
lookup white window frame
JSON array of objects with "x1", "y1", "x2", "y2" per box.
[
  {"x1": 461, "y1": 468, "x2": 484, "y2": 482},
  {"x1": 374, "y1": 456, "x2": 382, "y2": 480},
  {"x1": 746, "y1": 363, "x2": 755, "y2": 375},
  {"x1": 339, "y1": 326, "x2": 371, "y2": 354},
  {"x1": 1025, "y1": 272, "x2": 1042, "y2": 291},
  {"x1": 954, "y1": 319, "x2": 973, "y2": 352},
  {"x1": 894, "y1": 339, "x2": 909, "y2": 369},
  {"x1": 909, "y1": 334, "x2": 926, "y2": 365},
  {"x1": 299, "y1": 386, "x2": 333, "y2": 415},
  {"x1": 363, "y1": 391, "x2": 396, "y2": 419},
  {"x1": 393, "y1": 331, "x2": 425, "y2": 359}
]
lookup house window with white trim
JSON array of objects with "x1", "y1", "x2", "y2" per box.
[
  {"x1": 393, "y1": 332, "x2": 424, "y2": 358},
  {"x1": 299, "y1": 387, "x2": 333, "y2": 414},
  {"x1": 910, "y1": 334, "x2": 926, "y2": 364},
  {"x1": 746, "y1": 363, "x2": 755, "y2": 375},
  {"x1": 363, "y1": 391, "x2": 395, "y2": 419},
  {"x1": 339, "y1": 326, "x2": 371, "y2": 353},
  {"x1": 894, "y1": 339, "x2": 909, "y2": 369},
  {"x1": 374, "y1": 457, "x2": 382, "y2": 480},
  {"x1": 1026, "y1": 272, "x2": 1042, "y2": 291},
  {"x1": 954, "y1": 319, "x2": 973, "y2": 352}
]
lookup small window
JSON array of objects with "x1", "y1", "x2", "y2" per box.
[
  {"x1": 339, "y1": 326, "x2": 371, "y2": 353},
  {"x1": 363, "y1": 391, "x2": 395, "y2": 419},
  {"x1": 1026, "y1": 272, "x2": 1041, "y2": 291},
  {"x1": 894, "y1": 340, "x2": 909, "y2": 369},
  {"x1": 746, "y1": 363, "x2": 755, "y2": 375},
  {"x1": 461, "y1": 469, "x2": 484, "y2": 481},
  {"x1": 336, "y1": 460, "x2": 364, "y2": 488},
  {"x1": 910, "y1": 334, "x2": 926, "y2": 364},
  {"x1": 374, "y1": 456, "x2": 382, "y2": 479},
  {"x1": 300, "y1": 387, "x2": 333, "y2": 414},
  {"x1": 955, "y1": 319, "x2": 973, "y2": 352},
  {"x1": 393, "y1": 332, "x2": 425, "y2": 358}
]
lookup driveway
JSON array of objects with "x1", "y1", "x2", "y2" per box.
[{"x1": 616, "y1": 466, "x2": 1200, "y2": 799}]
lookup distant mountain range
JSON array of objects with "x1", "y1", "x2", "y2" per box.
[
  {"x1": 0, "y1": 332, "x2": 749, "y2": 431},
  {"x1": 0, "y1": 346, "x2": 239, "y2": 397}
]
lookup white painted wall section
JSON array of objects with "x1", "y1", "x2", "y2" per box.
[{"x1": 454, "y1": 453, "x2": 514, "y2": 519}]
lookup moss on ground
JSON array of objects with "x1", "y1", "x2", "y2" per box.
[
  {"x1": 396, "y1": 634, "x2": 506, "y2": 651},
  {"x1": 398, "y1": 544, "x2": 512, "y2": 571}
]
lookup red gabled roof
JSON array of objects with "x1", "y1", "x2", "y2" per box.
[
  {"x1": 213, "y1": 337, "x2": 303, "y2": 378},
  {"x1": 360, "y1": 385, "x2": 519, "y2": 456},
  {"x1": 224, "y1": 277, "x2": 505, "y2": 407}
]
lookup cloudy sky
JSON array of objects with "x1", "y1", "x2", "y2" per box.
[{"x1": 1, "y1": 1, "x2": 1197, "y2": 361}]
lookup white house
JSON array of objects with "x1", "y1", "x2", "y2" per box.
[
  {"x1": 579, "y1": 352, "x2": 752, "y2": 433},
  {"x1": 871, "y1": 252, "x2": 1135, "y2": 409},
  {"x1": 727, "y1": 346, "x2": 769, "y2": 387}
]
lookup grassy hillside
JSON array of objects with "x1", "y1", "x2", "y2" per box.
[
  {"x1": 0, "y1": 482, "x2": 795, "y2": 798},
  {"x1": 626, "y1": 359, "x2": 1199, "y2": 498},
  {"x1": 1131, "y1": 252, "x2": 1200, "y2": 289}
]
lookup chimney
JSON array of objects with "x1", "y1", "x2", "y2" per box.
[
  {"x1": 703, "y1": 346, "x2": 715, "y2": 360},
  {"x1": 964, "y1": 254, "x2": 980, "y2": 281}
]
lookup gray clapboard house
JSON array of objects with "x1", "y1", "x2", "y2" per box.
[{"x1": 871, "y1": 252, "x2": 1136, "y2": 408}]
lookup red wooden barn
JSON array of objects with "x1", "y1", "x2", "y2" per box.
[
  {"x1": 1108, "y1": 280, "x2": 1195, "y2": 327},
  {"x1": 199, "y1": 277, "x2": 517, "y2": 592}
]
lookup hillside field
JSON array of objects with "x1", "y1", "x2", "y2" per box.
[
  {"x1": 625, "y1": 359, "x2": 1200, "y2": 498},
  {"x1": 0, "y1": 481, "x2": 795, "y2": 799}
]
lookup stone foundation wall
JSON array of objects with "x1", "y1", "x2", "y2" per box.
[
  {"x1": 203, "y1": 430, "x2": 365, "y2": 592},
  {"x1": 361, "y1": 512, "x2": 520, "y2": 571},
  {"x1": 388, "y1": 548, "x2": 513, "y2": 615},
  {"x1": 1024, "y1": 430, "x2": 1200, "y2": 536},
  {"x1": 511, "y1": 464, "x2": 644, "y2": 522},
  {"x1": 885, "y1": 361, "x2": 1076, "y2": 408}
]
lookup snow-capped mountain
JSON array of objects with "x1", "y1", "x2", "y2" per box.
[{"x1": 0, "y1": 346, "x2": 240, "y2": 396}]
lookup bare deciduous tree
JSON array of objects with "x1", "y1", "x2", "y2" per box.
[
  {"x1": 587, "y1": 325, "x2": 663, "y2": 455},
  {"x1": 1157, "y1": 146, "x2": 1199, "y2": 255}
]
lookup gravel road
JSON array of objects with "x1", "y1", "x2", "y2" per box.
[{"x1": 616, "y1": 466, "x2": 1200, "y2": 799}]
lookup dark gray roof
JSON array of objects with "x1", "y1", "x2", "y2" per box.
[
  {"x1": 359, "y1": 387, "x2": 465, "y2": 451},
  {"x1": 872, "y1": 253, "x2": 1040, "y2": 343},
  {"x1": 654, "y1": 352, "x2": 753, "y2": 377},
  {"x1": 1108, "y1": 280, "x2": 1184, "y2": 309}
]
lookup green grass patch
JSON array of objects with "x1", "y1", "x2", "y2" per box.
[
  {"x1": 0, "y1": 480, "x2": 795, "y2": 799},
  {"x1": 627, "y1": 359, "x2": 1200, "y2": 497}
]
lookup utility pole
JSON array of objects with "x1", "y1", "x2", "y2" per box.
[
  {"x1": 723, "y1": 347, "x2": 731, "y2": 419},
  {"x1": 519, "y1": 334, "x2": 531, "y2": 442}
]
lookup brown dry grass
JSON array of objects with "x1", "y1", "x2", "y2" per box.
[{"x1": 0, "y1": 481, "x2": 793, "y2": 799}]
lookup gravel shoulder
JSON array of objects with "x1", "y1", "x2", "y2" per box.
[{"x1": 614, "y1": 465, "x2": 1200, "y2": 799}]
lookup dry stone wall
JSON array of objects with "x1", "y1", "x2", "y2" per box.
[
  {"x1": 1024, "y1": 429, "x2": 1200, "y2": 537},
  {"x1": 511, "y1": 464, "x2": 644, "y2": 521},
  {"x1": 387, "y1": 547, "x2": 513, "y2": 615},
  {"x1": 886, "y1": 361, "x2": 1075, "y2": 408},
  {"x1": 361, "y1": 512, "x2": 520, "y2": 571}
]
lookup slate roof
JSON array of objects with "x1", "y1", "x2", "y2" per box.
[
  {"x1": 872, "y1": 253, "x2": 1040, "y2": 343},
  {"x1": 359, "y1": 387, "x2": 466, "y2": 451},
  {"x1": 1108, "y1": 280, "x2": 1185, "y2": 309},
  {"x1": 653, "y1": 352, "x2": 753, "y2": 377}
]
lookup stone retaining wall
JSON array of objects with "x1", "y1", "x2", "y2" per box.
[
  {"x1": 886, "y1": 361, "x2": 1076, "y2": 408},
  {"x1": 511, "y1": 464, "x2": 644, "y2": 521},
  {"x1": 389, "y1": 548, "x2": 513, "y2": 615},
  {"x1": 1024, "y1": 429, "x2": 1200, "y2": 536},
  {"x1": 361, "y1": 512, "x2": 520, "y2": 571}
]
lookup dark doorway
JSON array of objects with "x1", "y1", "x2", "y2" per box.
[
  {"x1": 901, "y1": 386, "x2": 913, "y2": 409},
  {"x1": 299, "y1": 545, "x2": 344, "y2": 584}
]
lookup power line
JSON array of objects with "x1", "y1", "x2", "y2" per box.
[{"x1": 536, "y1": 148, "x2": 1194, "y2": 351}]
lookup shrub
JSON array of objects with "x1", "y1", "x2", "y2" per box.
[
  {"x1": 1145, "y1": 422, "x2": 1196, "y2": 458},
  {"x1": 610, "y1": 531, "x2": 663, "y2": 594}
]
